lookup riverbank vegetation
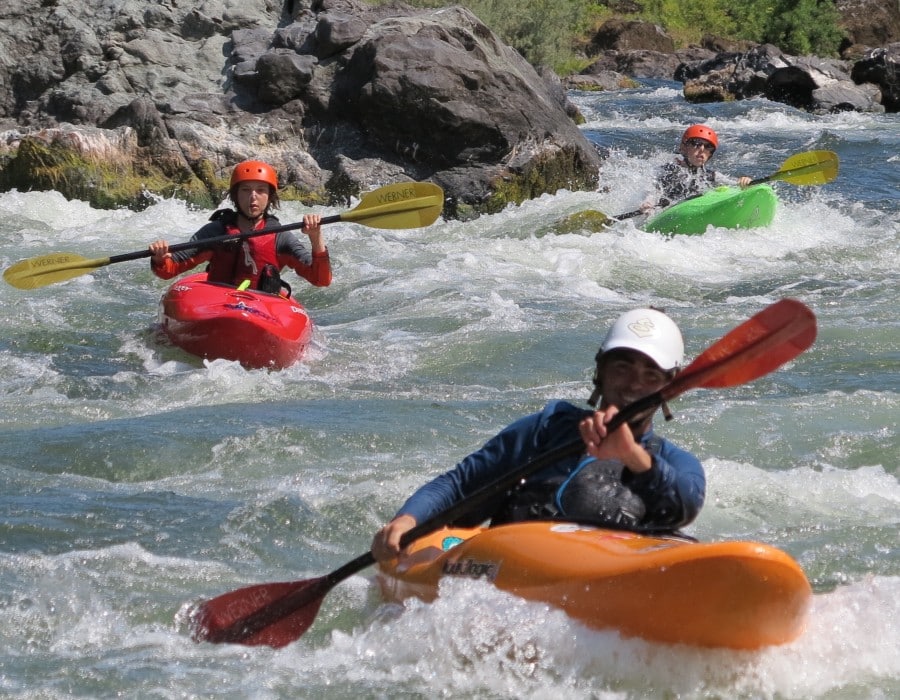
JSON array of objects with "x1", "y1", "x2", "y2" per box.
[{"x1": 390, "y1": 0, "x2": 846, "y2": 74}]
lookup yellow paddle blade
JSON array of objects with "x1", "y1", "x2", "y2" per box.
[
  {"x1": 768, "y1": 150, "x2": 839, "y2": 186},
  {"x1": 3, "y1": 253, "x2": 112, "y2": 290},
  {"x1": 342, "y1": 182, "x2": 444, "y2": 229}
]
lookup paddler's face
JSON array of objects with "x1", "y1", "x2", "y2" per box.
[
  {"x1": 598, "y1": 350, "x2": 671, "y2": 411},
  {"x1": 680, "y1": 138, "x2": 715, "y2": 167},
  {"x1": 236, "y1": 180, "x2": 271, "y2": 219}
]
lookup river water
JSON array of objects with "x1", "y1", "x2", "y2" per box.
[{"x1": 0, "y1": 83, "x2": 897, "y2": 698}]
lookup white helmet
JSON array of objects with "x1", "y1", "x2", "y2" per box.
[{"x1": 600, "y1": 308, "x2": 684, "y2": 371}]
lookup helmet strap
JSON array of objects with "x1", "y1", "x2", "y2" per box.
[
  {"x1": 588, "y1": 349, "x2": 604, "y2": 407},
  {"x1": 660, "y1": 399, "x2": 674, "y2": 421},
  {"x1": 238, "y1": 209, "x2": 265, "y2": 226}
]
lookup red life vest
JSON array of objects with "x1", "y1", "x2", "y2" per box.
[{"x1": 205, "y1": 215, "x2": 280, "y2": 287}]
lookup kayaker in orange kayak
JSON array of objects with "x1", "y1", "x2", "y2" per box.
[
  {"x1": 148, "y1": 160, "x2": 332, "y2": 295},
  {"x1": 640, "y1": 125, "x2": 752, "y2": 212},
  {"x1": 372, "y1": 308, "x2": 706, "y2": 562}
]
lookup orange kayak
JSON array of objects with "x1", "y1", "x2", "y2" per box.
[{"x1": 375, "y1": 522, "x2": 812, "y2": 649}]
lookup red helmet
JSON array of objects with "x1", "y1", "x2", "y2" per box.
[
  {"x1": 230, "y1": 160, "x2": 278, "y2": 189},
  {"x1": 681, "y1": 124, "x2": 718, "y2": 150}
]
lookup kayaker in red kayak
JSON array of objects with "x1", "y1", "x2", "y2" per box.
[
  {"x1": 148, "y1": 160, "x2": 332, "y2": 295},
  {"x1": 372, "y1": 308, "x2": 705, "y2": 562},
  {"x1": 640, "y1": 125, "x2": 752, "y2": 212}
]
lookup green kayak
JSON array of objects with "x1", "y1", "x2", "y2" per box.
[{"x1": 644, "y1": 184, "x2": 778, "y2": 236}]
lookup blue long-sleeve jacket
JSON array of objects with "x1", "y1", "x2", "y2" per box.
[{"x1": 396, "y1": 400, "x2": 705, "y2": 531}]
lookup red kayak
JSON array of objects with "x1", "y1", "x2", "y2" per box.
[{"x1": 157, "y1": 273, "x2": 313, "y2": 369}]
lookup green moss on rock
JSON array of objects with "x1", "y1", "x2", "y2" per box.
[
  {"x1": 483, "y1": 146, "x2": 599, "y2": 215},
  {"x1": 550, "y1": 209, "x2": 611, "y2": 235},
  {"x1": 2, "y1": 137, "x2": 216, "y2": 210}
]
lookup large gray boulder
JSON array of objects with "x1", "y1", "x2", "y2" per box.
[
  {"x1": 677, "y1": 44, "x2": 886, "y2": 114},
  {"x1": 851, "y1": 43, "x2": 900, "y2": 112},
  {"x1": 0, "y1": 0, "x2": 601, "y2": 216}
]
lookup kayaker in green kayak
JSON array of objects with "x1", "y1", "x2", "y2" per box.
[
  {"x1": 149, "y1": 160, "x2": 332, "y2": 295},
  {"x1": 640, "y1": 125, "x2": 752, "y2": 213},
  {"x1": 372, "y1": 308, "x2": 705, "y2": 562}
]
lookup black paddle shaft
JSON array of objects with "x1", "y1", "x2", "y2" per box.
[
  {"x1": 329, "y1": 392, "x2": 663, "y2": 582},
  {"x1": 203, "y1": 391, "x2": 666, "y2": 644},
  {"x1": 206, "y1": 435, "x2": 588, "y2": 645},
  {"x1": 107, "y1": 216, "x2": 340, "y2": 265}
]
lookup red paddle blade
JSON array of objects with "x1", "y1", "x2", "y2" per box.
[
  {"x1": 190, "y1": 578, "x2": 326, "y2": 648},
  {"x1": 664, "y1": 298, "x2": 816, "y2": 397}
]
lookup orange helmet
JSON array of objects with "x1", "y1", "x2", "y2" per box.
[
  {"x1": 230, "y1": 160, "x2": 278, "y2": 189},
  {"x1": 681, "y1": 124, "x2": 718, "y2": 150}
]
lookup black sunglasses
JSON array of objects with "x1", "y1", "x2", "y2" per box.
[{"x1": 683, "y1": 138, "x2": 715, "y2": 152}]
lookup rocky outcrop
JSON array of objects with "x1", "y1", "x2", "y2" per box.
[
  {"x1": 0, "y1": 0, "x2": 601, "y2": 216},
  {"x1": 571, "y1": 18, "x2": 693, "y2": 85},
  {"x1": 676, "y1": 43, "x2": 889, "y2": 114},
  {"x1": 851, "y1": 44, "x2": 900, "y2": 112},
  {"x1": 836, "y1": 0, "x2": 900, "y2": 55},
  {"x1": 572, "y1": 45, "x2": 718, "y2": 87},
  {"x1": 587, "y1": 19, "x2": 675, "y2": 54},
  {"x1": 580, "y1": 18, "x2": 898, "y2": 114}
]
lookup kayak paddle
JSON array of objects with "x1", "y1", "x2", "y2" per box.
[
  {"x1": 612, "y1": 149, "x2": 839, "y2": 222},
  {"x1": 745, "y1": 149, "x2": 839, "y2": 187},
  {"x1": 3, "y1": 181, "x2": 444, "y2": 290},
  {"x1": 187, "y1": 297, "x2": 817, "y2": 648}
]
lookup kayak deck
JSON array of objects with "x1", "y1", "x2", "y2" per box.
[
  {"x1": 158, "y1": 272, "x2": 313, "y2": 369},
  {"x1": 376, "y1": 522, "x2": 811, "y2": 649},
  {"x1": 644, "y1": 184, "x2": 778, "y2": 235}
]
